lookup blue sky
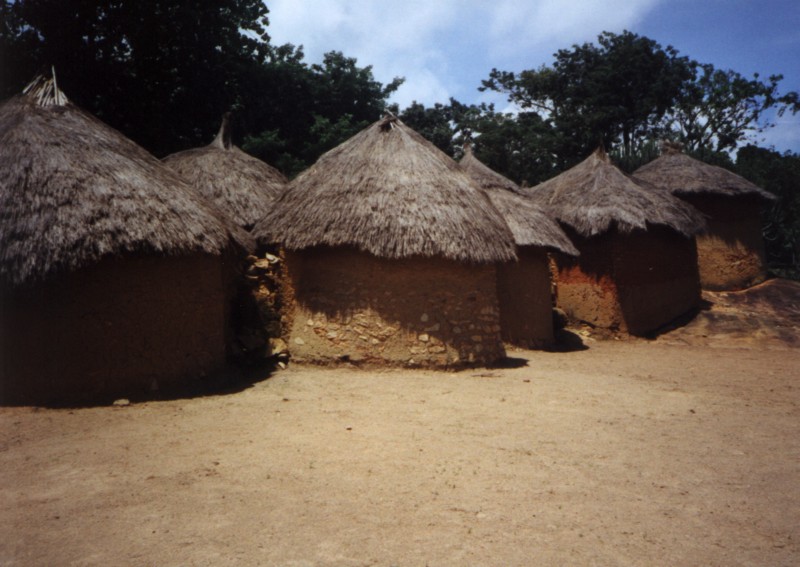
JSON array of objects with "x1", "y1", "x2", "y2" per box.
[{"x1": 265, "y1": 0, "x2": 800, "y2": 154}]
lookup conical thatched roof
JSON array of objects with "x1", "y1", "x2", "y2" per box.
[
  {"x1": 0, "y1": 75, "x2": 251, "y2": 287},
  {"x1": 633, "y1": 144, "x2": 775, "y2": 200},
  {"x1": 163, "y1": 113, "x2": 287, "y2": 228},
  {"x1": 253, "y1": 115, "x2": 516, "y2": 263},
  {"x1": 521, "y1": 148, "x2": 706, "y2": 238},
  {"x1": 459, "y1": 146, "x2": 578, "y2": 256}
]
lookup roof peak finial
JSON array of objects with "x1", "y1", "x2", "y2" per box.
[
  {"x1": 211, "y1": 112, "x2": 233, "y2": 150},
  {"x1": 660, "y1": 140, "x2": 684, "y2": 155},
  {"x1": 22, "y1": 68, "x2": 69, "y2": 107}
]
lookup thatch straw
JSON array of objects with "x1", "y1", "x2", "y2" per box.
[
  {"x1": 459, "y1": 146, "x2": 578, "y2": 255},
  {"x1": 633, "y1": 143, "x2": 775, "y2": 200},
  {"x1": 0, "y1": 74, "x2": 252, "y2": 287},
  {"x1": 253, "y1": 115, "x2": 516, "y2": 263},
  {"x1": 163, "y1": 113, "x2": 287, "y2": 229},
  {"x1": 521, "y1": 148, "x2": 706, "y2": 238}
]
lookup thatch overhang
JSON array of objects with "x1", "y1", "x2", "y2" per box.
[
  {"x1": 253, "y1": 115, "x2": 516, "y2": 264},
  {"x1": 633, "y1": 145, "x2": 775, "y2": 200},
  {"x1": 163, "y1": 113, "x2": 287, "y2": 229},
  {"x1": 521, "y1": 147, "x2": 706, "y2": 238},
  {"x1": 0, "y1": 75, "x2": 252, "y2": 287},
  {"x1": 460, "y1": 146, "x2": 578, "y2": 256}
]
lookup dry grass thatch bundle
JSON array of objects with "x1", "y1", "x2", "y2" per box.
[
  {"x1": 253, "y1": 115, "x2": 516, "y2": 263},
  {"x1": 0, "y1": 75, "x2": 251, "y2": 287},
  {"x1": 163, "y1": 113, "x2": 287, "y2": 228},
  {"x1": 459, "y1": 146, "x2": 578, "y2": 256},
  {"x1": 521, "y1": 148, "x2": 706, "y2": 238},
  {"x1": 633, "y1": 144, "x2": 774, "y2": 200}
]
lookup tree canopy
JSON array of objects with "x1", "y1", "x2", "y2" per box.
[
  {"x1": 736, "y1": 146, "x2": 800, "y2": 275},
  {"x1": 0, "y1": 0, "x2": 401, "y2": 170},
  {"x1": 480, "y1": 30, "x2": 799, "y2": 172}
]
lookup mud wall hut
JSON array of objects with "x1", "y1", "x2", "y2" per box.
[
  {"x1": 163, "y1": 113, "x2": 287, "y2": 230},
  {"x1": 634, "y1": 145, "x2": 774, "y2": 290},
  {"x1": 459, "y1": 146, "x2": 578, "y2": 347},
  {"x1": 0, "y1": 76, "x2": 250, "y2": 405},
  {"x1": 253, "y1": 115, "x2": 517, "y2": 367},
  {"x1": 521, "y1": 148, "x2": 706, "y2": 335}
]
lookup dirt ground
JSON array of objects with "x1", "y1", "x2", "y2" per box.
[{"x1": 1, "y1": 280, "x2": 799, "y2": 566}]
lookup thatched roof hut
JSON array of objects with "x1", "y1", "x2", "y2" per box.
[
  {"x1": 0, "y1": 76, "x2": 249, "y2": 288},
  {"x1": 524, "y1": 147, "x2": 704, "y2": 238},
  {"x1": 460, "y1": 145, "x2": 577, "y2": 347},
  {"x1": 0, "y1": 75, "x2": 248, "y2": 405},
  {"x1": 521, "y1": 148, "x2": 705, "y2": 335},
  {"x1": 459, "y1": 145, "x2": 577, "y2": 254},
  {"x1": 163, "y1": 113, "x2": 287, "y2": 229},
  {"x1": 634, "y1": 144, "x2": 773, "y2": 290},
  {"x1": 633, "y1": 143, "x2": 774, "y2": 200},
  {"x1": 254, "y1": 115, "x2": 516, "y2": 367},
  {"x1": 255, "y1": 115, "x2": 515, "y2": 263}
]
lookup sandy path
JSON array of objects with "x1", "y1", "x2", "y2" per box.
[{"x1": 2, "y1": 338, "x2": 798, "y2": 566}]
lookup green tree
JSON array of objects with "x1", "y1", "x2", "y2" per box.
[
  {"x1": 399, "y1": 100, "x2": 458, "y2": 155},
  {"x1": 664, "y1": 65, "x2": 800, "y2": 153},
  {"x1": 481, "y1": 31, "x2": 694, "y2": 163},
  {"x1": 2, "y1": 1, "x2": 402, "y2": 174},
  {"x1": 241, "y1": 49, "x2": 402, "y2": 177},
  {"x1": 736, "y1": 146, "x2": 800, "y2": 276},
  {"x1": 2, "y1": 0, "x2": 272, "y2": 156}
]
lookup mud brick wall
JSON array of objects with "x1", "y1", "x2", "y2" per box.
[
  {"x1": 281, "y1": 246, "x2": 506, "y2": 367},
  {"x1": 1, "y1": 254, "x2": 229, "y2": 405},
  {"x1": 495, "y1": 246, "x2": 555, "y2": 347},
  {"x1": 554, "y1": 227, "x2": 701, "y2": 335},
  {"x1": 612, "y1": 227, "x2": 701, "y2": 334},
  {"x1": 682, "y1": 194, "x2": 768, "y2": 291}
]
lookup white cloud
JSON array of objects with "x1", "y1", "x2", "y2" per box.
[
  {"x1": 266, "y1": 1, "x2": 666, "y2": 108},
  {"x1": 266, "y1": 0, "x2": 462, "y2": 107},
  {"x1": 486, "y1": 0, "x2": 662, "y2": 57},
  {"x1": 756, "y1": 114, "x2": 800, "y2": 154}
]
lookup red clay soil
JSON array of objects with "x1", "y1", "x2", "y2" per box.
[{"x1": 1, "y1": 280, "x2": 798, "y2": 566}]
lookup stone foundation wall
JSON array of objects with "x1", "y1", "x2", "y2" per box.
[
  {"x1": 1, "y1": 254, "x2": 228, "y2": 405},
  {"x1": 496, "y1": 246, "x2": 555, "y2": 347},
  {"x1": 683, "y1": 194, "x2": 768, "y2": 291},
  {"x1": 555, "y1": 228, "x2": 700, "y2": 335},
  {"x1": 281, "y1": 247, "x2": 505, "y2": 367}
]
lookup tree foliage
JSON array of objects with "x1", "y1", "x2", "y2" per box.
[
  {"x1": 1, "y1": 0, "x2": 401, "y2": 171},
  {"x1": 480, "y1": 30, "x2": 799, "y2": 167},
  {"x1": 1, "y1": 0, "x2": 272, "y2": 156},
  {"x1": 665, "y1": 66, "x2": 800, "y2": 153},
  {"x1": 241, "y1": 49, "x2": 401, "y2": 177},
  {"x1": 736, "y1": 146, "x2": 800, "y2": 275},
  {"x1": 481, "y1": 31, "x2": 694, "y2": 163}
]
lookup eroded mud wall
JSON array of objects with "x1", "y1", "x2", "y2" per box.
[{"x1": 282, "y1": 247, "x2": 505, "y2": 367}]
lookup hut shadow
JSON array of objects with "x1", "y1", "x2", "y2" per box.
[
  {"x1": 147, "y1": 359, "x2": 278, "y2": 403},
  {"x1": 546, "y1": 329, "x2": 590, "y2": 352},
  {"x1": 488, "y1": 356, "x2": 529, "y2": 369},
  {"x1": 27, "y1": 360, "x2": 279, "y2": 409},
  {"x1": 637, "y1": 298, "x2": 713, "y2": 340}
]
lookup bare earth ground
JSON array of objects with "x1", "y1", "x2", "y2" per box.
[{"x1": 2, "y1": 280, "x2": 799, "y2": 566}]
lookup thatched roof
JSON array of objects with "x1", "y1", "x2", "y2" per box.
[
  {"x1": 521, "y1": 148, "x2": 706, "y2": 238},
  {"x1": 0, "y1": 75, "x2": 251, "y2": 287},
  {"x1": 162, "y1": 113, "x2": 287, "y2": 229},
  {"x1": 633, "y1": 144, "x2": 774, "y2": 200},
  {"x1": 253, "y1": 115, "x2": 516, "y2": 263},
  {"x1": 459, "y1": 146, "x2": 578, "y2": 256}
]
